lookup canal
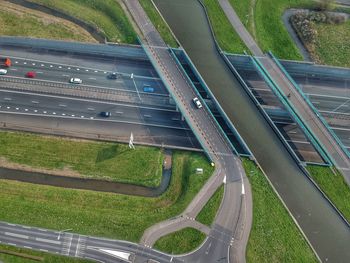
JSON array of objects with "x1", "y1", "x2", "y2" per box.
[{"x1": 153, "y1": 0, "x2": 350, "y2": 261}]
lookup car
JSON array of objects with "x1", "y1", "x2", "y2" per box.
[
  {"x1": 0, "y1": 69, "x2": 7, "y2": 75},
  {"x1": 100, "y1": 111, "x2": 111, "y2": 117},
  {"x1": 192, "y1": 97, "x2": 202, "y2": 109},
  {"x1": 108, "y1": 72, "x2": 118, "y2": 79},
  {"x1": 70, "y1": 78, "x2": 82, "y2": 84},
  {"x1": 26, "y1": 71, "x2": 36, "y2": 78}
]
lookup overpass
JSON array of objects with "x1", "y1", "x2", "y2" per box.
[{"x1": 124, "y1": 0, "x2": 252, "y2": 262}]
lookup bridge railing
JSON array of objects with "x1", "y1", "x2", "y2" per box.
[
  {"x1": 269, "y1": 51, "x2": 350, "y2": 159},
  {"x1": 252, "y1": 56, "x2": 332, "y2": 165}
]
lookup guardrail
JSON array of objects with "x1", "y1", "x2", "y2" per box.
[
  {"x1": 172, "y1": 48, "x2": 252, "y2": 157},
  {"x1": 269, "y1": 51, "x2": 350, "y2": 159},
  {"x1": 252, "y1": 56, "x2": 332, "y2": 165},
  {"x1": 0, "y1": 76, "x2": 173, "y2": 108}
]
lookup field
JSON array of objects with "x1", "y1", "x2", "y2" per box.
[
  {"x1": 0, "y1": 244, "x2": 92, "y2": 263},
  {"x1": 202, "y1": 0, "x2": 248, "y2": 53},
  {"x1": 29, "y1": 0, "x2": 137, "y2": 43},
  {"x1": 0, "y1": 1, "x2": 96, "y2": 42},
  {"x1": 228, "y1": 0, "x2": 313, "y2": 59},
  {"x1": 0, "y1": 131, "x2": 163, "y2": 188},
  {"x1": 243, "y1": 158, "x2": 317, "y2": 263},
  {"x1": 0, "y1": 151, "x2": 214, "y2": 242},
  {"x1": 196, "y1": 185, "x2": 224, "y2": 226},
  {"x1": 307, "y1": 165, "x2": 350, "y2": 222},
  {"x1": 153, "y1": 228, "x2": 206, "y2": 254},
  {"x1": 313, "y1": 19, "x2": 350, "y2": 67},
  {"x1": 139, "y1": 0, "x2": 178, "y2": 47}
]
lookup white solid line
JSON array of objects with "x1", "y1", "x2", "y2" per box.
[
  {"x1": 23, "y1": 246, "x2": 32, "y2": 249},
  {"x1": 40, "y1": 249, "x2": 49, "y2": 252}
]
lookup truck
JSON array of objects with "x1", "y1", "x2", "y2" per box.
[{"x1": 1, "y1": 58, "x2": 12, "y2": 67}]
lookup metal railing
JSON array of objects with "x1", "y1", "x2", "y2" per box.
[
  {"x1": 252, "y1": 56, "x2": 332, "y2": 165},
  {"x1": 269, "y1": 52, "x2": 350, "y2": 159}
]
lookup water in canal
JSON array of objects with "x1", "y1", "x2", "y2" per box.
[{"x1": 153, "y1": 0, "x2": 350, "y2": 261}]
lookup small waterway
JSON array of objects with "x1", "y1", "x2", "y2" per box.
[
  {"x1": 0, "y1": 151, "x2": 172, "y2": 197},
  {"x1": 154, "y1": 0, "x2": 350, "y2": 261}
]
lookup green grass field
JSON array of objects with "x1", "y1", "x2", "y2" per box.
[
  {"x1": 29, "y1": 0, "x2": 137, "y2": 43},
  {"x1": 196, "y1": 185, "x2": 224, "y2": 226},
  {"x1": 307, "y1": 165, "x2": 350, "y2": 222},
  {"x1": 0, "y1": 4, "x2": 95, "y2": 42},
  {"x1": 139, "y1": 0, "x2": 178, "y2": 47},
  {"x1": 0, "y1": 151, "x2": 214, "y2": 242},
  {"x1": 313, "y1": 19, "x2": 350, "y2": 67},
  {"x1": 0, "y1": 131, "x2": 163, "y2": 187},
  {"x1": 202, "y1": 0, "x2": 248, "y2": 54},
  {"x1": 153, "y1": 228, "x2": 206, "y2": 254},
  {"x1": 229, "y1": 0, "x2": 313, "y2": 59},
  {"x1": 0, "y1": 244, "x2": 92, "y2": 263},
  {"x1": 243, "y1": 158, "x2": 317, "y2": 263}
]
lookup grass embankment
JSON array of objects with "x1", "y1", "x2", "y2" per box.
[
  {"x1": 0, "y1": 244, "x2": 92, "y2": 263},
  {"x1": 313, "y1": 19, "x2": 350, "y2": 67},
  {"x1": 196, "y1": 185, "x2": 224, "y2": 226},
  {"x1": 139, "y1": 0, "x2": 178, "y2": 47},
  {"x1": 307, "y1": 165, "x2": 350, "y2": 222},
  {"x1": 29, "y1": 0, "x2": 137, "y2": 43},
  {"x1": 154, "y1": 228, "x2": 206, "y2": 254},
  {"x1": 0, "y1": 131, "x2": 163, "y2": 188},
  {"x1": 243, "y1": 158, "x2": 317, "y2": 263},
  {"x1": 201, "y1": 0, "x2": 248, "y2": 53},
  {"x1": 0, "y1": 151, "x2": 214, "y2": 242},
  {"x1": 0, "y1": 1, "x2": 96, "y2": 42},
  {"x1": 229, "y1": 0, "x2": 313, "y2": 59}
]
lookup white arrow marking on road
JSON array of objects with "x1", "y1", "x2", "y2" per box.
[{"x1": 99, "y1": 249, "x2": 130, "y2": 261}]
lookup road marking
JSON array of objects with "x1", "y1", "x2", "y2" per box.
[
  {"x1": 40, "y1": 249, "x2": 49, "y2": 252},
  {"x1": 77, "y1": 68, "x2": 80, "y2": 71},
  {"x1": 85, "y1": 69, "x2": 89, "y2": 72},
  {"x1": 15, "y1": 108, "x2": 19, "y2": 110},
  {"x1": 23, "y1": 62, "x2": 27, "y2": 65},
  {"x1": 62, "y1": 74, "x2": 70, "y2": 77},
  {"x1": 87, "y1": 107, "x2": 95, "y2": 111},
  {"x1": 43, "y1": 111, "x2": 47, "y2": 114},
  {"x1": 98, "y1": 248, "x2": 131, "y2": 261},
  {"x1": 23, "y1": 246, "x2": 32, "y2": 249},
  {"x1": 8, "y1": 243, "x2": 17, "y2": 246},
  {"x1": 88, "y1": 77, "x2": 96, "y2": 80},
  {"x1": 24, "y1": 109, "x2": 28, "y2": 111},
  {"x1": 41, "y1": 64, "x2": 45, "y2": 67},
  {"x1": 31, "y1": 101, "x2": 39, "y2": 104},
  {"x1": 6, "y1": 223, "x2": 16, "y2": 226},
  {"x1": 59, "y1": 104, "x2": 67, "y2": 107},
  {"x1": 5, "y1": 232, "x2": 29, "y2": 239},
  {"x1": 34, "y1": 110, "x2": 38, "y2": 113},
  {"x1": 58, "y1": 66, "x2": 62, "y2": 69},
  {"x1": 32, "y1": 63, "x2": 36, "y2": 66},
  {"x1": 9, "y1": 68, "x2": 17, "y2": 71},
  {"x1": 62, "y1": 113, "x2": 66, "y2": 116},
  {"x1": 53, "y1": 112, "x2": 56, "y2": 115},
  {"x1": 6, "y1": 106, "x2": 10, "y2": 109},
  {"x1": 36, "y1": 238, "x2": 61, "y2": 245},
  {"x1": 4, "y1": 97, "x2": 12, "y2": 101}
]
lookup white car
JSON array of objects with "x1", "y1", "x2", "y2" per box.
[
  {"x1": 0, "y1": 69, "x2": 7, "y2": 75},
  {"x1": 192, "y1": 97, "x2": 202, "y2": 109},
  {"x1": 70, "y1": 78, "x2": 82, "y2": 84}
]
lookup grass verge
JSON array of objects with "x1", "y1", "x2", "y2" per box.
[
  {"x1": 29, "y1": 0, "x2": 137, "y2": 43},
  {"x1": 139, "y1": 0, "x2": 178, "y2": 47},
  {"x1": 0, "y1": 244, "x2": 92, "y2": 263},
  {"x1": 196, "y1": 184, "x2": 224, "y2": 226},
  {"x1": 201, "y1": 0, "x2": 248, "y2": 53},
  {"x1": 313, "y1": 19, "x2": 350, "y2": 67},
  {"x1": 243, "y1": 158, "x2": 318, "y2": 263},
  {"x1": 0, "y1": 1, "x2": 96, "y2": 42},
  {"x1": 0, "y1": 151, "x2": 214, "y2": 242},
  {"x1": 0, "y1": 131, "x2": 163, "y2": 188},
  {"x1": 307, "y1": 165, "x2": 350, "y2": 222},
  {"x1": 153, "y1": 228, "x2": 206, "y2": 254},
  {"x1": 229, "y1": 0, "x2": 313, "y2": 59}
]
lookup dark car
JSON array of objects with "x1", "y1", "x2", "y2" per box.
[
  {"x1": 108, "y1": 72, "x2": 118, "y2": 79},
  {"x1": 26, "y1": 71, "x2": 36, "y2": 78},
  {"x1": 100, "y1": 111, "x2": 111, "y2": 117}
]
